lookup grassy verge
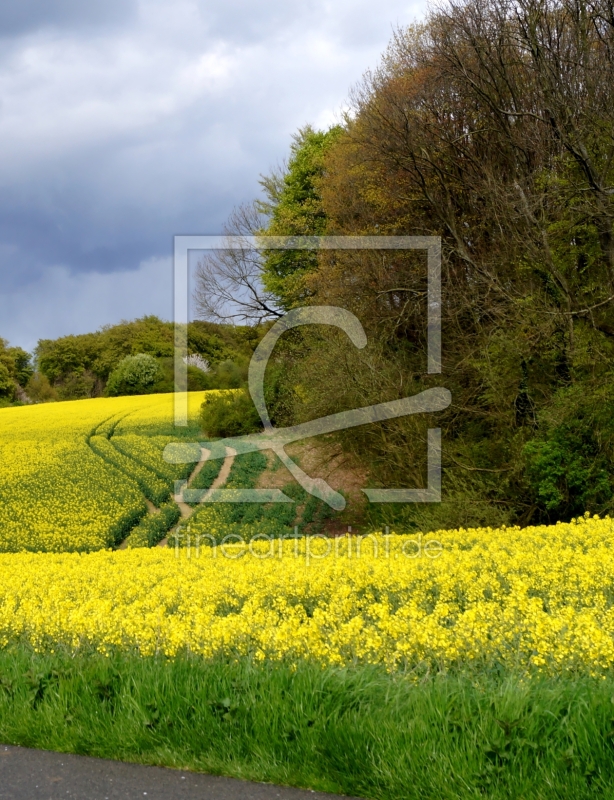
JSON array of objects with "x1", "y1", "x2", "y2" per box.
[{"x1": 1, "y1": 647, "x2": 614, "y2": 799}]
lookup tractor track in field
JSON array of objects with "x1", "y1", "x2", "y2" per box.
[
  {"x1": 157, "y1": 446, "x2": 236, "y2": 547},
  {"x1": 85, "y1": 412, "x2": 235, "y2": 550}
]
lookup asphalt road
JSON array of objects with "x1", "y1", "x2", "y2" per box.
[{"x1": 0, "y1": 746, "x2": 362, "y2": 800}]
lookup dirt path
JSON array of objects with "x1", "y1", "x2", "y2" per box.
[
  {"x1": 199, "y1": 446, "x2": 236, "y2": 501},
  {"x1": 145, "y1": 498, "x2": 159, "y2": 514},
  {"x1": 175, "y1": 446, "x2": 211, "y2": 519},
  {"x1": 157, "y1": 447, "x2": 236, "y2": 548}
]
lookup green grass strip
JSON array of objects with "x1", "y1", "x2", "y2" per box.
[
  {"x1": 121, "y1": 503, "x2": 181, "y2": 548},
  {"x1": 1, "y1": 648, "x2": 614, "y2": 798}
]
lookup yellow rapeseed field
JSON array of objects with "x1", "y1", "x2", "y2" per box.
[
  {"x1": 1, "y1": 514, "x2": 613, "y2": 674},
  {"x1": 0, "y1": 393, "x2": 205, "y2": 552}
]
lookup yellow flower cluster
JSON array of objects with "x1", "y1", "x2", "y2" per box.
[
  {"x1": 113, "y1": 392, "x2": 212, "y2": 435},
  {"x1": 0, "y1": 393, "x2": 205, "y2": 552},
  {"x1": 1, "y1": 514, "x2": 614, "y2": 674},
  {"x1": 111, "y1": 435, "x2": 192, "y2": 484}
]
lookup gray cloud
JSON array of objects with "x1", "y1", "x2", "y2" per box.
[
  {"x1": 0, "y1": 257, "x2": 172, "y2": 353},
  {"x1": 0, "y1": 0, "x2": 137, "y2": 37},
  {"x1": 0, "y1": 0, "x2": 427, "y2": 350}
]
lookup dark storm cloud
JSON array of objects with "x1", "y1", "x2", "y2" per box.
[{"x1": 0, "y1": 0, "x2": 427, "y2": 350}]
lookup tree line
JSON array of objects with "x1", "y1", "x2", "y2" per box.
[
  {"x1": 0, "y1": 317, "x2": 266, "y2": 405},
  {"x1": 195, "y1": 0, "x2": 614, "y2": 530}
]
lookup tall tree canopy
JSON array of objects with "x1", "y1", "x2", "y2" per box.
[
  {"x1": 0, "y1": 339, "x2": 33, "y2": 403},
  {"x1": 196, "y1": 0, "x2": 614, "y2": 529}
]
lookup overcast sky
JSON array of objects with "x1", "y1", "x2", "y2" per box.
[{"x1": 0, "y1": 0, "x2": 427, "y2": 352}]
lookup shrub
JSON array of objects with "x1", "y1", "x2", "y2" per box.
[
  {"x1": 26, "y1": 373, "x2": 59, "y2": 403},
  {"x1": 105, "y1": 354, "x2": 162, "y2": 397},
  {"x1": 0, "y1": 363, "x2": 14, "y2": 399},
  {"x1": 523, "y1": 383, "x2": 614, "y2": 520},
  {"x1": 57, "y1": 368, "x2": 98, "y2": 400},
  {"x1": 187, "y1": 365, "x2": 210, "y2": 391},
  {"x1": 200, "y1": 389, "x2": 261, "y2": 438},
  {"x1": 201, "y1": 359, "x2": 248, "y2": 390}
]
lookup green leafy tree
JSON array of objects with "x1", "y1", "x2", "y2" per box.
[
  {"x1": 7, "y1": 347, "x2": 34, "y2": 386},
  {"x1": 36, "y1": 333, "x2": 102, "y2": 385},
  {"x1": 0, "y1": 339, "x2": 34, "y2": 402},
  {"x1": 259, "y1": 125, "x2": 341, "y2": 309},
  {"x1": 523, "y1": 382, "x2": 614, "y2": 519},
  {"x1": 192, "y1": 127, "x2": 340, "y2": 323},
  {"x1": 201, "y1": 0, "x2": 614, "y2": 528},
  {"x1": 105, "y1": 354, "x2": 163, "y2": 397},
  {"x1": 26, "y1": 373, "x2": 59, "y2": 403},
  {"x1": 0, "y1": 362, "x2": 13, "y2": 399}
]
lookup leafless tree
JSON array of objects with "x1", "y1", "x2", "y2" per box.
[{"x1": 193, "y1": 202, "x2": 283, "y2": 324}]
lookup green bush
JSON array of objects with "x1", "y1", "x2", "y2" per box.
[
  {"x1": 0, "y1": 362, "x2": 14, "y2": 399},
  {"x1": 105, "y1": 354, "x2": 163, "y2": 397},
  {"x1": 187, "y1": 365, "x2": 210, "y2": 391},
  {"x1": 26, "y1": 373, "x2": 59, "y2": 403},
  {"x1": 200, "y1": 389, "x2": 261, "y2": 438},
  {"x1": 200, "y1": 358, "x2": 248, "y2": 390},
  {"x1": 57, "y1": 368, "x2": 98, "y2": 400},
  {"x1": 150, "y1": 356, "x2": 175, "y2": 393},
  {"x1": 523, "y1": 383, "x2": 614, "y2": 520}
]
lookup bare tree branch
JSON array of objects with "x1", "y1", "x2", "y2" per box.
[{"x1": 193, "y1": 202, "x2": 283, "y2": 325}]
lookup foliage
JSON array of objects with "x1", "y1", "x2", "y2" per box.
[
  {"x1": 26, "y1": 373, "x2": 59, "y2": 403},
  {"x1": 0, "y1": 339, "x2": 33, "y2": 401},
  {"x1": 57, "y1": 368, "x2": 99, "y2": 400},
  {"x1": 0, "y1": 362, "x2": 13, "y2": 398},
  {"x1": 3, "y1": 649, "x2": 614, "y2": 800},
  {"x1": 105, "y1": 354, "x2": 163, "y2": 397},
  {"x1": 259, "y1": 125, "x2": 342, "y2": 310},
  {"x1": 34, "y1": 316, "x2": 265, "y2": 400},
  {"x1": 221, "y1": 0, "x2": 614, "y2": 529},
  {"x1": 186, "y1": 365, "x2": 209, "y2": 390},
  {"x1": 523, "y1": 382, "x2": 614, "y2": 519},
  {"x1": 1, "y1": 515, "x2": 614, "y2": 673},
  {"x1": 7, "y1": 346, "x2": 34, "y2": 387},
  {"x1": 198, "y1": 358, "x2": 249, "y2": 390},
  {"x1": 35, "y1": 317, "x2": 173, "y2": 388},
  {"x1": 200, "y1": 388, "x2": 261, "y2": 438}
]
